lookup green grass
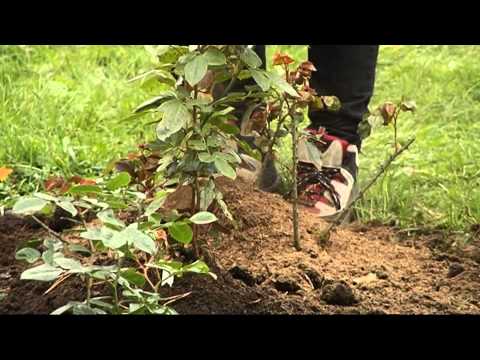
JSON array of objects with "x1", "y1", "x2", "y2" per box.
[
  {"x1": 0, "y1": 45, "x2": 153, "y2": 200},
  {"x1": 1, "y1": 45, "x2": 479, "y2": 232}
]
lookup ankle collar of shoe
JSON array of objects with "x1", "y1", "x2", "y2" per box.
[{"x1": 307, "y1": 127, "x2": 351, "y2": 152}]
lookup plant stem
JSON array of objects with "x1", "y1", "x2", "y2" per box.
[
  {"x1": 192, "y1": 177, "x2": 201, "y2": 258},
  {"x1": 292, "y1": 117, "x2": 302, "y2": 251},
  {"x1": 291, "y1": 113, "x2": 301, "y2": 251},
  {"x1": 31, "y1": 215, "x2": 66, "y2": 243},
  {"x1": 267, "y1": 112, "x2": 289, "y2": 155},
  {"x1": 282, "y1": 93, "x2": 301, "y2": 251},
  {"x1": 191, "y1": 85, "x2": 201, "y2": 258},
  {"x1": 350, "y1": 137, "x2": 415, "y2": 210},
  {"x1": 393, "y1": 111, "x2": 399, "y2": 151}
]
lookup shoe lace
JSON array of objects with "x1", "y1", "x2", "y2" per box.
[{"x1": 297, "y1": 164, "x2": 342, "y2": 211}]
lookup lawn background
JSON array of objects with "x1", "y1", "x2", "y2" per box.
[{"x1": 1, "y1": 45, "x2": 479, "y2": 232}]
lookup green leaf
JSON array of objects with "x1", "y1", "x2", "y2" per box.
[
  {"x1": 270, "y1": 73, "x2": 299, "y2": 97},
  {"x1": 15, "y1": 248, "x2": 41, "y2": 264},
  {"x1": 33, "y1": 192, "x2": 58, "y2": 202},
  {"x1": 211, "y1": 117, "x2": 240, "y2": 135},
  {"x1": 198, "y1": 152, "x2": 214, "y2": 163},
  {"x1": 238, "y1": 69, "x2": 252, "y2": 80},
  {"x1": 129, "y1": 303, "x2": 146, "y2": 314},
  {"x1": 240, "y1": 47, "x2": 262, "y2": 69},
  {"x1": 199, "y1": 179, "x2": 216, "y2": 211},
  {"x1": 21, "y1": 264, "x2": 63, "y2": 282},
  {"x1": 106, "y1": 172, "x2": 131, "y2": 191},
  {"x1": 104, "y1": 230, "x2": 129, "y2": 249},
  {"x1": 217, "y1": 198, "x2": 233, "y2": 221},
  {"x1": 156, "y1": 99, "x2": 191, "y2": 141},
  {"x1": 89, "y1": 297, "x2": 114, "y2": 311},
  {"x1": 183, "y1": 260, "x2": 210, "y2": 274},
  {"x1": 221, "y1": 151, "x2": 242, "y2": 164},
  {"x1": 98, "y1": 209, "x2": 125, "y2": 230},
  {"x1": 214, "y1": 157, "x2": 236, "y2": 180},
  {"x1": 183, "y1": 260, "x2": 217, "y2": 279},
  {"x1": 51, "y1": 302, "x2": 75, "y2": 315},
  {"x1": 204, "y1": 48, "x2": 227, "y2": 66},
  {"x1": 120, "y1": 269, "x2": 146, "y2": 287},
  {"x1": 168, "y1": 222, "x2": 193, "y2": 244},
  {"x1": 129, "y1": 70, "x2": 176, "y2": 90},
  {"x1": 152, "y1": 45, "x2": 189, "y2": 64},
  {"x1": 251, "y1": 70, "x2": 271, "y2": 92},
  {"x1": 127, "y1": 226, "x2": 157, "y2": 255},
  {"x1": 55, "y1": 257, "x2": 84, "y2": 272},
  {"x1": 184, "y1": 54, "x2": 209, "y2": 86},
  {"x1": 189, "y1": 211, "x2": 218, "y2": 225},
  {"x1": 69, "y1": 185, "x2": 102, "y2": 195},
  {"x1": 144, "y1": 192, "x2": 168, "y2": 217},
  {"x1": 42, "y1": 248, "x2": 54, "y2": 266},
  {"x1": 80, "y1": 227, "x2": 116, "y2": 242},
  {"x1": 212, "y1": 106, "x2": 235, "y2": 117},
  {"x1": 56, "y1": 200, "x2": 78, "y2": 217},
  {"x1": 161, "y1": 269, "x2": 175, "y2": 287},
  {"x1": 72, "y1": 304, "x2": 107, "y2": 315},
  {"x1": 188, "y1": 139, "x2": 207, "y2": 151},
  {"x1": 12, "y1": 197, "x2": 49, "y2": 215},
  {"x1": 134, "y1": 93, "x2": 175, "y2": 114},
  {"x1": 207, "y1": 134, "x2": 223, "y2": 148},
  {"x1": 44, "y1": 237, "x2": 63, "y2": 252},
  {"x1": 102, "y1": 196, "x2": 128, "y2": 210},
  {"x1": 68, "y1": 244, "x2": 91, "y2": 255}
]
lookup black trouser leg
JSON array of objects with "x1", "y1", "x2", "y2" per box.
[
  {"x1": 253, "y1": 45, "x2": 379, "y2": 149},
  {"x1": 308, "y1": 45, "x2": 379, "y2": 148}
]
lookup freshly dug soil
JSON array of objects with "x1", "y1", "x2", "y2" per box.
[{"x1": 1, "y1": 178, "x2": 480, "y2": 315}]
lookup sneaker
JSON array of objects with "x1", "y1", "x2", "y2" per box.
[
  {"x1": 297, "y1": 128, "x2": 359, "y2": 220},
  {"x1": 234, "y1": 102, "x2": 281, "y2": 192}
]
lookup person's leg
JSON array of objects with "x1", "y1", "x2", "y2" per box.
[
  {"x1": 295, "y1": 46, "x2": 379, "y2": 219},
  {"x1": 308, "y1": 45, "x2": 379, "y2": 150},
  {"x1": 254, "y1": 45, "x2": 267, "y2": 69}
]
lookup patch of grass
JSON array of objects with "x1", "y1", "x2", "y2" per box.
[
  {"x1": 360, "y1": 45, "x2": 480, "y2": 231},
  {"x1": 1, "y1": 45, "x2": 478, "y2": 232},
  {"x1": 0, "y1": 45, "x2": 155, "y2": 203}
]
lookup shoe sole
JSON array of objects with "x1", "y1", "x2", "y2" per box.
[{"x1": 320, "y1": 182, "x2": 359, "y2": 225}]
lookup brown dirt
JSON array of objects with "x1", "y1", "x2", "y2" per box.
[{"x1": 1, "y1": 178, "x2": 480, "y2": 314}]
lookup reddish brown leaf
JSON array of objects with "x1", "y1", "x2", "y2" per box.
[
  {"x1": 155, "y1": 229, "x2": 168, "y2": 242},
  {"x1": 69, "y1": 176, "x2": 96, "y2": 186},
  {"x1": 79, "y1": 178, "x2": 97, "y2": 186},
  {"x1": 197, "y1": 70, "x2": 215, "y2": 91},
  {"x1": 272, "y1": 52, "x2": 295, "y2": 66},
  {"x1": 44, "y1": 177, "x2": 67, "y2": 191},
  {"x1": 127, "y1": 152, "x2": 141, "y2": 161},
  {"x1": 379, "y1": 102, "x2": 397, "y2": 125},
  {"x1": 300, "y1": 61, "x2": 317, "y2": 72}
]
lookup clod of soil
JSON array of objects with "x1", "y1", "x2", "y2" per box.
[
  {"x1": 376, "y1": 270, "x2": 389, "y2": 280},
  {"x1": 229, "y1": 266, "x2": 257, "y2": 287},
  {"x1": 447, "y1": 263, "x2": 465, "y2": 278},
  {"x1": 320, "y1": 282, "x2": 357, "y2": 306},
  {"x1": 273, "y1": 275, "x2": 302, "y2": 293},
  {"x1": 299, "y1": 265, "x2": 324, "y2": 290}
]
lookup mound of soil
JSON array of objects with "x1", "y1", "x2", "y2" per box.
[{"x1": 1, "y1": 178, "x2": 480, "y2": 315}]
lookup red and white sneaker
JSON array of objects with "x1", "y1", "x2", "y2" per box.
[{"x1": 297, "y1": 128, "x2": 359, "y2": 220}]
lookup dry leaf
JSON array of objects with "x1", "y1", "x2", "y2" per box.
[{"x1": 0, "y1": 167, "x2": 13, "y2": 182}]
